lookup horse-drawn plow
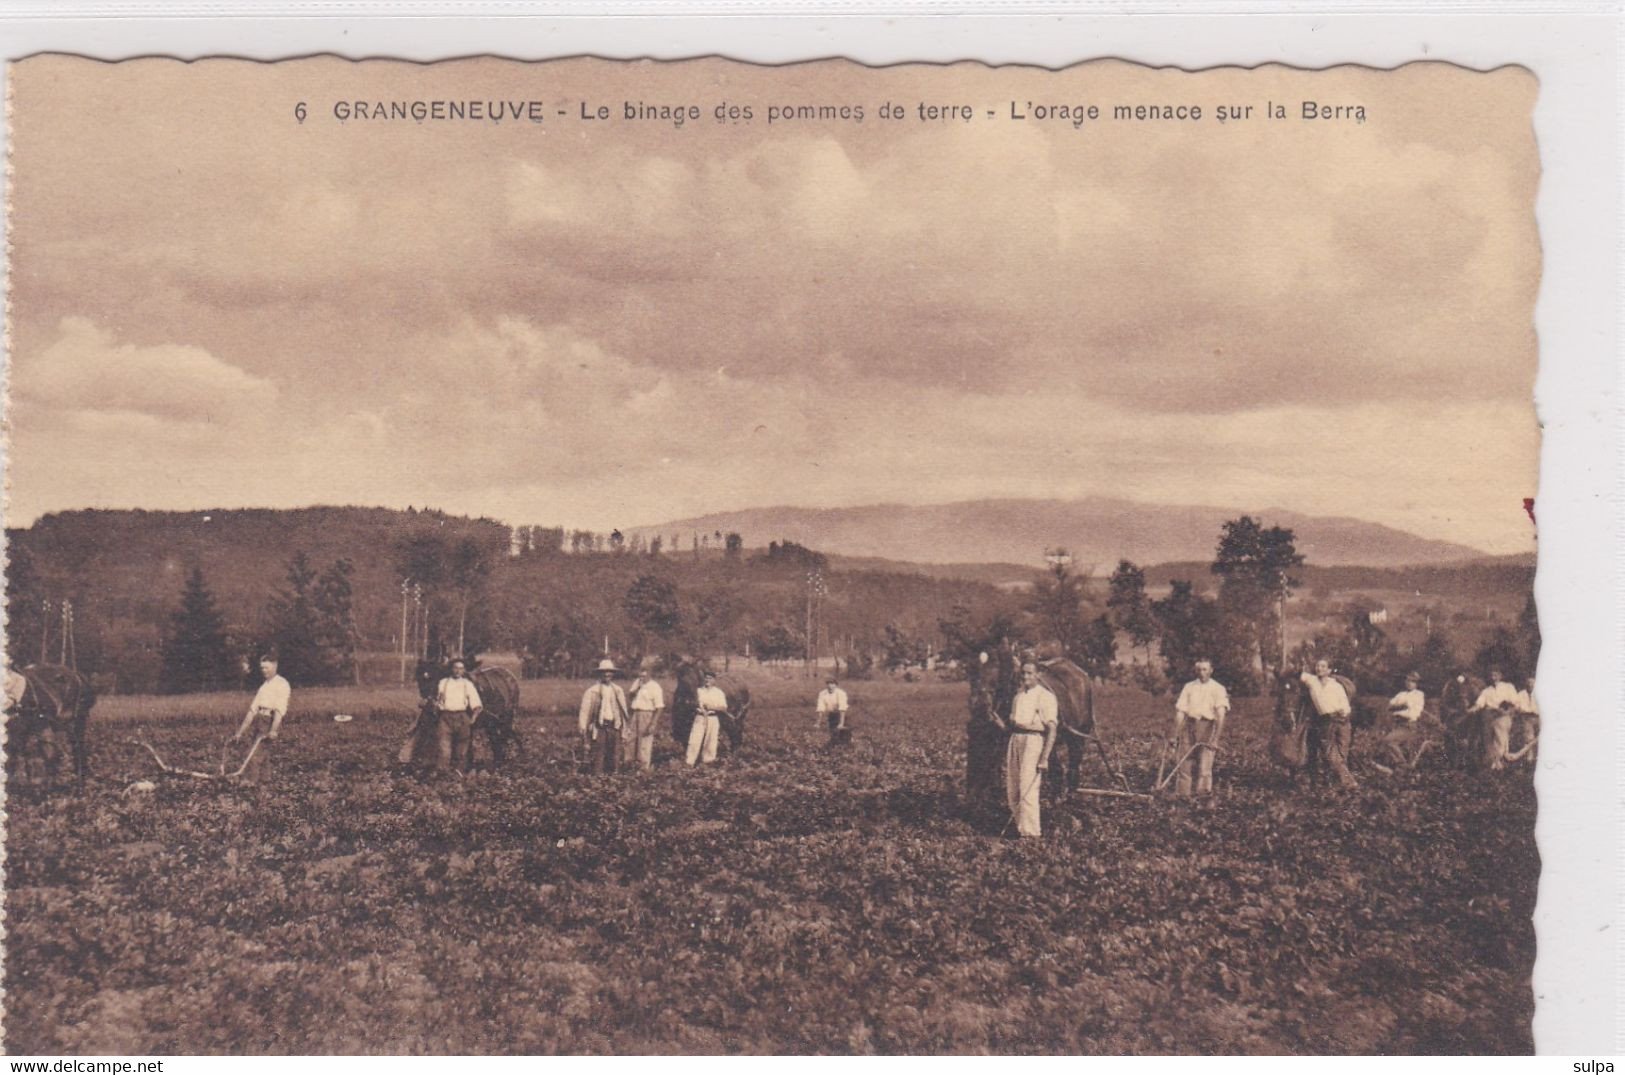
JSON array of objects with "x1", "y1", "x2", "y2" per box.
[{"x1": 130, "y1": 733, "x2": 270, "y2": 783}]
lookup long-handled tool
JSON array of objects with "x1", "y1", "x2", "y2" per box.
[
  {"x1": 1000, "y1": 764, "x2": 1046, "y2": 837},
  {"x1": 1506, "y1": 736, "x2": 1539, "y2": 764},
  {"x1": 1082, "y1": 730, "x2": 1133, "y2": 792},
  {"x1": 1154, "y1": 735, "x2": 1175, "y2": 789},
  {"x1": 133, "y1": 734, "x2": 269, "y2": 781},
  {"x1": 1153, "y1": 740, "x2": 1226, "y2": 793},
  {"x1": 1074, "y1": 787, "x2": 1154, "y2": 801}
]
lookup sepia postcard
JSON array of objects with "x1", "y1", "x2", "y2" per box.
[{"x1": 2, "y1": 52, "x2": 1560, "y2": 1055}]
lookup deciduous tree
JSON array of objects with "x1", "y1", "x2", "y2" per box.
[
  {"x1": 1211, "y1": 516, "x2": 1304, "y2": 676},
  {"x1": 1107, "y1": 559, "x2": 1157, "y2": 661},
  {"x1": 624, "y1": 574, "x2": 682, "y2": 657}
]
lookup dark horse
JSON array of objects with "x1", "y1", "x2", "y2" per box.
[
  {"x1": 670, "y1": 661, "x2": 752, "y2": 756},
  {"x1": 407, "y1": 657, "x2": 523, "y2": 770},
  {"x1": 1438, "y1": 671, "x2": 1491, "y2": 772},
  {"x1": 6, "y1": 663, "x2": 97, "y2": 786},
  {"x1": 965, "y1": 641, "x2": 1104, "y2": 804},
  {"x1": 1269, "y1": 668, "x2": 1362, "y2": 779}
]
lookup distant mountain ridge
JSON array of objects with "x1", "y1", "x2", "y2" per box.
[{"x1": 627, "y1": 497, "x2": 1490, "y2": 570}]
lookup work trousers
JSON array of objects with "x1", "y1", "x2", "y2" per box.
[
  {"x1": 825, "y1": 709, "x2": 851, "y2": 746},
  {"x1": 1379, "y1": 718, "x2": 1422, "y2": 766},
  {"x1": 438, "y1": 710, "x2": 472, "y2": 772},
  {"x1": 1005, "y1": 732, "x2": 1046, "y2": 837},
  {"x1": 623, "y1": 710, "x2": 658, "y2": 769},
  {"x1": 1310, "y1": 714, "x2": 1357, "y2": 789},
  {"x1": 588, "y1": 723, "x2": 620, "y2": 774},
  {"x1": 1515, "y1": 713, "x2": 1540, "y2": 763},
  {"x1": 686, "y1": 713, "x2": 720, "y2": 767},
  {"x1": 240, "y1": 712, "x2": 276, "y2": 784},
  {"x1": 1175, "y1": 717, "x2": 1220, "y2": 796},
  {"x1": 1486, "y1": 710, "x2": 1513, "y2": 771}
]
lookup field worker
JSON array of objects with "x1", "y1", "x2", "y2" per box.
[
  {"x1": 1171, "y1": 659, "x2": 1229, "y2": 797},
  {"x1": 1514, "y1": 676, "x2": 1539, "y2": 764},
  {"x1": 232, "y1": 654, "x2": 290, "y2": 784},
  {"x1": 1005, "y1": 662, "x2": 1058, "y2": 837},
  {"x1": 579, "y1": 658, "x2": 629, "y2": 775},
  {"x1": 1379, "y1": 672, "x2": 1427, "y2": 768},
  {"x1": 1471, "y1": 667, "x2": 1520, "y2": 771},
  {"x1": 435, "y1": 658, "x2": 483, "y2": 772},
  {"x1": 686, "y1": 670, "x2": 729, "y2": 768},
  {"x1": 4, "y1": 667, "x2": 26, "y2": 713},
  {"x1": 816, "y1": 675, "x2": 850, "y2": 745},
  {"x1": 1299, "y1": 659, "x2": 1358, "y2": 790},
  {"x1": 624, "y1": 669, "x2": 665, "y2": 770}
]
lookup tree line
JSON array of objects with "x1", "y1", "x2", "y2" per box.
[
  {"x1": 932, "y1": 515, "x2": 1538, "y2": 697},
  {"x1": 8, "y1": 506, "x2": 1537, "y2": 696}
]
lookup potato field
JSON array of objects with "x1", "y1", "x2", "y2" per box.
[{"x1": 3, "y1": 674, "x2": 1536, "y2": 1054}]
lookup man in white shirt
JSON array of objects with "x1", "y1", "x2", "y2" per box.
[
  {"x1": 1172, "y1": 659, "x2": 1230, "y2": 797},
  {"x1": 434, "y1": 658, "x2": 483, "y2": 772},
  {"x1": 1513, "y1": 675, "x2": 1539, "y2": 764},
  {"x1": 233, "y1": 654, "x2": 291, "y2": 784},
  {"x1": 579, "y1": 658, "x2": 629, "y2": 774},
  {"x1": 1379, "y1": 671, "x2": 1427, "y2": 767},
  {"x1": 816, "y1": 676, "x2": 851, "y2": 745},
  {"x1": 1299, "y1": 659, "x2": 1358, "y2": 789},
  {"x1": 624, "y1": 670, "x2": 665, "y2": 771},
  {"x1": 1004, "y1": 662, "x2": 1058, "y2": 837},
  {"x1": 687, "y1": 671, "x2": 729, "y2": 768},
  {"x1": 1472, "y1": 667, "x2": 1520, "y2": 770}
]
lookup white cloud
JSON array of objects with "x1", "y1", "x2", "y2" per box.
[{"x1": 17, "y1": 317, "x2": 276, "y2": 423}]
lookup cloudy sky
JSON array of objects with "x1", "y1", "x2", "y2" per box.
[{"x1": 7, "y1": 57, "x2": 1539, "y2": 553}]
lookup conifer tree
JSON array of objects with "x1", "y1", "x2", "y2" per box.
[{"x1": 158, "y1": 566, "x2": 233, "y2": 693}]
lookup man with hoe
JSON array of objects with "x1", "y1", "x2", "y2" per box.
[
  {"x1": 1379, "y1": 671, "x2": 1427, "y2": 768},
  {"x1": 816, "y1": 674, "x2": 851, "y2": 746},
  {"x1": 232, "y1": 653, "x2": 290, "y2": 784},
  {"x1": 1171, "y1": 658, "x2": 1230, "y2": 797},
  {"x1": 1472, "y1": 666, "x2": 1521, "y2": 770},
  {"x1": 1004, "y1": 661, "x2": 1058, "y2": 837}
]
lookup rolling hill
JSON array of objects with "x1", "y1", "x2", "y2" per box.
[{"x1": 626, "y1": 497, "x2": 1491, "y2": 570}]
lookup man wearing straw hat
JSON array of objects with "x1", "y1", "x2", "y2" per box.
[
  {"x1": 579, "y1": 658, "x2": 629, "y2": 774},
  {"x1": 1004, "y1": 662, "x2": 1058, "y2": 837},
  {"x1": 1171, "y1": 658, "x2": 1230, "y2": 797}
]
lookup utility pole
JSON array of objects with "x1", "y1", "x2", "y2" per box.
[
  {"x1": 413, "y1": 583, "x2": 426, "y2": 659},
  {"x1": 804, "y1": 568, "x2": 826, "y2": 676},
  {"x1": 1278, "y1": 592, "x2": 1287, "y2": 673},
  {"x1": 61, "y1": 600, "x2": 75, "y2": 669},
  {"x1": 804, "y1": 570, "x2": 814, "y2": 674},
  {"x1": 400, "y1": 579, "x2": 411, "y2": 684}
]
